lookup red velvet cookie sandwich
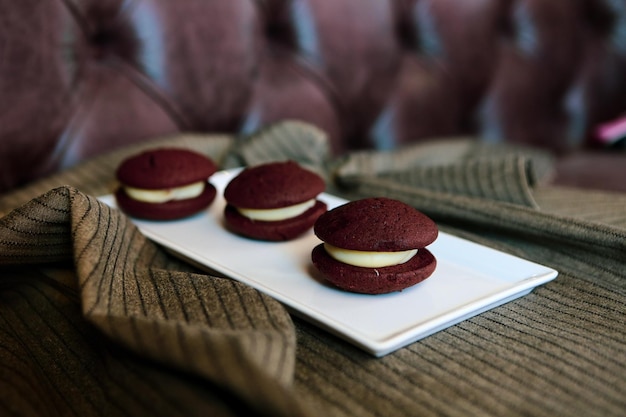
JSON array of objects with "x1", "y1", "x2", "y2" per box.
[
  {"x1": 223, "y1": 161, "x2": 327, "y2": 241},
  {"x1": 115, "y1": 148, "x2": 217, "y2": 220},
  {"x1": 312, "y1": 197, "x2": 438, "y2": 294}
]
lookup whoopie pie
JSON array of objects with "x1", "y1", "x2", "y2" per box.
[
  {"x1": 312, "y1": 197, "x2": 438, "y2": 294},
  {"x1": 115, "y1": 148, "x2": 217, "y2": 220},
  {"x1": 223, "y1": 161, "x2": 327, "y2": 241}
]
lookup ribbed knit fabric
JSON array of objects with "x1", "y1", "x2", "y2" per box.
[{"x1": 1, "y1": 121, "x2": 624, "y2": 417}]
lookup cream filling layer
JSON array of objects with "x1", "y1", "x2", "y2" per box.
[
  {"x1": 324, "y1": 243, "x2": 418, "y2": 268},
  {"x1": 237, "y1": 199, "x2": 316, "y2": 221},
  {"x1": 124, "y1": 181, "x2": 205, "y2": 203}
]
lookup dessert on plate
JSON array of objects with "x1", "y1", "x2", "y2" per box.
[
  {"x1": 223, "y1": 160, "x2": 327, "y2": 241},
  {"x1": 312, "y1": 197, "x2": 438, "y2": 294},
  {"x1": 115, "y1": 148, "x2": 217, "y2": 220}
]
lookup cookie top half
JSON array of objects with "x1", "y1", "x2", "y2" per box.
[
  {"x1": 314, "y1": 197, "x2": 438, "y2": 251},
  {"x1": 224, "y1": 161, "x2": 325, "y2": 209},
  {"x1": 116, "y1": 148, "x2": 217, "y2": 189}
]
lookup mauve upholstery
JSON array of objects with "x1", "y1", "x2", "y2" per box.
[{"x1": 1, "y1": 0, "x2": 625, "y2": 192}]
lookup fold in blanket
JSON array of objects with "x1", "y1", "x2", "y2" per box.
[
  {"x1": 333, "y1": 139, "x2": 553, "y2": 208},
  {"x1": 0, "y1": 186, "x2": 313, "y2": 417}
]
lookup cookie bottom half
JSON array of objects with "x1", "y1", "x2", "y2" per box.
[
  {"x1": 311, "y1": 244, "x2": 436, "y2": 294},
  {"x1": 115, "y1": 184, "x2": 216, "y2": 220},
  {"x1": 224, "y1": 200, "x2": 327, "y2": 241}
]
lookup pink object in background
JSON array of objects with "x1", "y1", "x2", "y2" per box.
[{"x1": 595, "y1": 115, "x2": 626, "y2": 145}]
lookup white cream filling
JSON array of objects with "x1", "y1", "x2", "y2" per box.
[
  {"x1": 237, "y1": 199, "x2": 316, "y2": 221},
  {"x1": 324, "y1": 243, "x2": 418, "y2": 268},
  {"x1": 124, "y1": 181, "x2": 205, "y2": 203}
]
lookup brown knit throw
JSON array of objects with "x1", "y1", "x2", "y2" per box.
[{"x1": 1, "y1": 121, "x2": 625, "y2": 417}]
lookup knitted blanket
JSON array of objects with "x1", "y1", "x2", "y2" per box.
[{"x1": 1, "y1": 121, "x2": 624, "y2": 417}]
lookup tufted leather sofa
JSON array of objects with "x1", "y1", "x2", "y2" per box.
[{"x1": 1, "y1": 0, "x2": 625, "y2": 193}]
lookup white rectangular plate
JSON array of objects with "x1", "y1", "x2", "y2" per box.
[{"x1": 101, "y1": 168, "x2": 558, "y2": 357}]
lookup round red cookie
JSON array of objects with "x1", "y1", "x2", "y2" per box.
[
  {"x1": 223, "y1": 161, "x2": 327, "y2": 241},
  {"x1": 314, "y1": 197, "x2": 438, "y2": 251},
  {"x1": 224, "y1": 161, "x2": 325, "y2": 208},
  {"x1": 115, "y1": 148, "x2": 217, "y2": 220},
  {"x1": 312, "y1": 197, "x2": 438, "y2": 294},
  {"x1": 116, "y1": 148, "x2": 216, "y2": 189}
]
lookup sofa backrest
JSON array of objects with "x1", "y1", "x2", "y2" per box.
[{"x1": 2, "y1": 0, "x2": 625, "y2": 192}]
